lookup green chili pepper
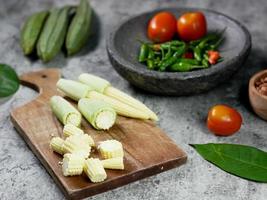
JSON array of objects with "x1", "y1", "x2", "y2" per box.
[
  {"x1": 146, "y1": 48, "x2": 155, "y2": 70},
  {"x1": 147, "y1": 60, "x2": 154, "y2": 69},
  {"x1": 194, "y1": 46, "x2": 202, "y2": 61},
  {"x1": 169, "y1": 62, "x2": 205, "y2": 72},
  {"x1": 202, "y1": 59, "x2": 209, "y2": 68},
  {"x1": 138, "y1": 44, "x2": 149, "y2": 62}
]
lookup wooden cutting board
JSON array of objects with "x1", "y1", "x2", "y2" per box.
[{"x1": 10, "y1": 69, "x2": 187, "y2": 200}]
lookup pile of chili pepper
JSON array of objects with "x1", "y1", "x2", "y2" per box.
[{"x1": 138, "y1": 30, "x2": 224, "y2": 72}]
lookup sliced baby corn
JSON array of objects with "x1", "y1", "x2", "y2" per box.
[
  {"x1": 78, "y1": 98, "x2": 116, "y2": 130},
  {"x1": 98, "y1": 140, "x2": 124, "y2": 159},
  {"x1": 101, "y1": 157, "x2": 124, "y2": 170},
  {"x1": 78, "y1": 73, "x2": 158, "y2": 121},
  {"x1": 62, "y1": 134, "x2": 91, "y2": 158},
  {"x1": 50, "y1": 137, "x2": 65, "y2": 155},
  {"x1": 62, "y1": 153, "x2": 85, "y2": 176},
  {"x1": 84, "y1": 158, "x2": 107, "y2": 183},
  {"x1": 63, "y1": 123, "x2": 84, "y2": 137},
  {"x1": 50, "y1": 96, "x2": 82, "y2": 127},
  {"x1": 82, "y1": 134, "x2": 95, "y2": 147}
]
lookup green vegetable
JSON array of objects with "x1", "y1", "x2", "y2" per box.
[
  {"x1": 37, "y1": 6, "x2": 71, "y2": 62},
  {"x1": 190, "y1": 143, "x2": 267, "y2": 182},
  {"x1": 138, "y1": 43, "x2": 149, "y2": 62},
  {"x1": 169, "y1": 62, "x2": 203, "y2": 72},
  {"x1": 20, "y1": 11, "x2": 48, "y2": 55},
  {"x1": 66, "y1": 0, "x2": 92, "y2": 56},
  {"x1": 50, "y1": 95, "x2": 82, "y2": 127},
  {"x1": 78, "y1": 98, "x2": 116, "y2": 130},
  {"x1": 0, "y1": 64, "x2": 20, "y2": 97}
]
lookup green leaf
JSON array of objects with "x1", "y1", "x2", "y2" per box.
[
  {"x1": 0, "y1": 64, "x2": 20, "y2": 97},
  {"x1": 190, "y1": 143, "x2": 267, "y2": 182}
]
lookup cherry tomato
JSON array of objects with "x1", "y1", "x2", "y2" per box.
[
  {"x1": 147, "y1": 12, "x2": 177, "y2": 43},
  {"x1": 207, "y1": 105, "x2": 242, "y2": 136},
  {"x1": 177, "y1": 12, "x2": 207, "y2": 42}
]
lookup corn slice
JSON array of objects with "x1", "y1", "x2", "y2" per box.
[
  {"x1": 50, "y1": 96, "x2": 82, "y2": 127},
  {"x1": 98, "y1": 140, "x2": 124, "y2": 159},
  {"x1": 101, "y1": 157, "x2": 124, "y2": 170},
  {"x1": 78, "y1": 98, "x2": 116, "y2": 130},
  {"x1": 63, "y1": 123, "x2": 84, "y2": 137},
  {"x1": 62, "y1": 153, "x2": 85, "y2": 176},
  {"x1": 62, "y1": 135, "x2": 91, "y2": 158},
  {"x1": 84, "y1": 158, "x2": 107, "y2": 182},
  {"x1": 50, "y1": 137, "x2": 65, "y2": 155}
]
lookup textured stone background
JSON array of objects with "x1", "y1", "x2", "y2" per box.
[{"x1": 0, "y1": 0, "x2": 267, "y2": 199}]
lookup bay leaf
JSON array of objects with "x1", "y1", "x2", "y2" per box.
[{"x1": 190, "y1": 143, "x2": 267, "y2": 182}]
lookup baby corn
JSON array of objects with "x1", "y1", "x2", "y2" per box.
[
  {"x1": 62, "y1": 153, "x2": 85, "y2": 176},
  {"x1": 63, "y1": 123, "x2": 84, "y2": 137},
  {"x1": 98, "y1": 140, "x2": 124, "y2": 159},
  {"x1": 79, "y1": 73, "x2": 158, "y2": 121},
  {"x1": 50, "y1": 95, "x2": 82, "y2": 127},
  {"x1": 62, "y1": 134, "x2": 91, "y2": 158},
  {"x1": 84, "y1": 158, "x2": 107, "y2": 183},
  {"x1": 101, "y1": 157, "x2": 124, "y2": 170},
  {"x1": 50, "y1": 137, "x2": 65, "y2": 155},
  {"x1": 78, "y1": 98, "x2": 116, "y2": 130}
]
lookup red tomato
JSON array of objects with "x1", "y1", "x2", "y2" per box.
[
  {"x1": 207, "y1": 105, "x2": 242, "y2": 136},
  {"x1": 177, "y1": 12, "x2": 207, "y2": 42},
  {"x1": 147, "y1": 12, "x2": 177, "y2": 43}
]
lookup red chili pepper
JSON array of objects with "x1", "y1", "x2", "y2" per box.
[
  {"x1": 183, "y1": 52, "x2": 194, "y2": 59},
  {"x1": 208, "y1": 50, "x2": 220, "y2": 65}
]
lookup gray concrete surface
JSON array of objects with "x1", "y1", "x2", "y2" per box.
[{"x1": 0, "y1": 0, "x2": 266, "y2": 199}]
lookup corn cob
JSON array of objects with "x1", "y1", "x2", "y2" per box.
[
  {"x1": 50, "y1": 96, "x2": 82, "y2": 127},
  {"x1": 101, "y1": 157, "x2": 124, "y2": 170},
  {"x1": 63, "y1": 123, "x2": 84, "y2": 137},
  {"x1": 78, "y1": 98, "x2": 116, "y2": 130},
  {"x1": 56, "y1": 79, "x2": 150, "y2": 120},
  {"x1": 62, "y1": 134, "x2": 91, "y2": 158},
  {"x1": 62, "y1": 153, "x2": 85, "y2": 176},
  {"x1": 88, "y1": 91, "x2": 150, "y2": 120},
  {"x1": 83, "y1": 158, "x2": 107, "y2": 183},
  {"x1": 79, "y1": 73, "x2": 158, "y2": 121},
  {"x1": 66, "y1": 0, "x2": 92, "y2": 56},
  {"x1": 98, "y1": 140, "x2": 124, "y2": 159},
  {"x1": 50, "y1": 137, "x2": 65, "y2": 155},
  {"x1": 57, "y1": 79, "x2": 92, "y2": 101}
]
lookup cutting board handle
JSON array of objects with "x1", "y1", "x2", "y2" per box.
[{"x1": 20, "y1": 68, "x2": 61, "y2": 102}]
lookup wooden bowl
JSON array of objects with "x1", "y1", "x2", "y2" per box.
[
  {"x1": 249, "y1": 69, "x2": 267, "y2": 120},
  {"x1": 107, "y1": 8, "x2": 251, "y2": 96}
]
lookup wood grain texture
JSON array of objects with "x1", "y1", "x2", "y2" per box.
[{"x1": 10, "y1": 69, "x2": 187, "y2": 200}]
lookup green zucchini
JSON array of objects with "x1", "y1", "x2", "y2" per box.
[
  {"x1": 66, "y1": 0, "x2": 92, "y2": 56},
  {"x1": 20, "y1": 11, "x2": 48, "y2": 55},
  {"x1": 37, "y1": 6, "x2": 71, "y2": 62}
]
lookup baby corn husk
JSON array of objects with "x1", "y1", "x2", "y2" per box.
[
  {"x1": 63, "y1": 123, "x2": 84, "y2": 137},
  {"x1": 62, "y1": 135, "x2": 91, "y2": 158},
  {"x1": 78, "y1": 98, "x2": 116, "y2": 130},
  {"x1": 50, "y1": 137, "x2": 65, "y2": 155},
  {"x1": 78, "y1": 73, "x2": 158, "y2": 121},
  {"x1": 101, "y1": 157, "x2": 124, "y2": 170},
  {"x1": 98, "y1": 140, "x2": 124, "y2": 159},
  {"x1": 84, "y1": 158, "x2": 107, "y2": 183},
  {"x1": 62, "y1": 153, "x2": 85, "y2": 176},
  {"x1": 87, "y1": 91, "x2": 150, "y2": 120},
  {"x1": 50, "y1": 96, "x2": 82, "y2": 127},
  {"x1": 56, "y1": 79, "x2": 92, "y2": 101}
]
